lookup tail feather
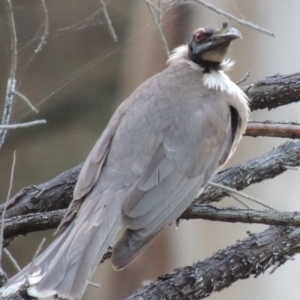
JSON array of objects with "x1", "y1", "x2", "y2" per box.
[
  {"x1": 112, "y1": 229, "x2": 161, "y2": 270},
  {"x1": 1, "y1": 191, "x2": 123, "y2": 300}
]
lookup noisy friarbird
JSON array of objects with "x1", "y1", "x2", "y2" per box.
[{"x1": 1, "y1": 21, "x2": 249, "y2": 300}]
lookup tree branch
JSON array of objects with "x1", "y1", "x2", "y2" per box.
[
  {"x1": 245, "y1": 121, "x2": 300, "y2": 139},
  {"x1": 126, "y1": 226, "x2": 300, "y2": 299},
  {"x1": 244, "y1": 72, "x2": 300, "y2": 111},
  {"x1": 5, "y1": 203, "x2": 300, "y2": 246},
  {"x1": 182, "y1": 204, "x2": 300, "y2": 227},
  {"x1": 190, "y1": 0, "x2": 275, "y2": 37},
  {"x1": 196, "y1": 139, "x2": 300, "y2": 205}
]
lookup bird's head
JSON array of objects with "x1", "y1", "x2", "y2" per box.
[{"x1": 188, "y1": 21, "x2": 241, "y2": 70}]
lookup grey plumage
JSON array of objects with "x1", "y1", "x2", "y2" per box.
[{"x1": 1, "y1": 22, "x2": 249, "y2": 300}]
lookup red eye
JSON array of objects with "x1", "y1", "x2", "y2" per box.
[{"x1": 195, "y1": 31, "x2": 206, "y2": 42}]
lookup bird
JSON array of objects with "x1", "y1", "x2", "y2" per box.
[{"x1": 1, "y1": 21, "x2": 249, "y2": 300}]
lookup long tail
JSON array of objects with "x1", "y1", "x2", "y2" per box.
[{"x1": 1, "y1": 191, "x2": 122, "y2": 300}]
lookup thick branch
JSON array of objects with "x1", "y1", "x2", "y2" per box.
[
  {"x1": 5, "y1": 204, "x2": 300, "y2": 244},
  {"x1": 2, "y1": 210, "x2": 65, "y2": 245},
  {"x1": 196, "y1": 139, "x2": 300, "y2": 205},
  {"x1": 126, "y1": 226, "x2": 300, "y2": 299},
  {"x1": 244, "y1": 72, "x2": 300, "y2": 111},
  {"x1": 182, "y1": 204, "x2": 300, "y2": 227},
  {"x1": 245, "y1": 121, "x2": 300, "y2": 139},
  {"x1": 0, "y1": 165, "x2": 81, "y2": 218}
]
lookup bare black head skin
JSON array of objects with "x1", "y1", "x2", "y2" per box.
[{"x1": 188, "y1": 21, "x2": 242, "y2": 72}]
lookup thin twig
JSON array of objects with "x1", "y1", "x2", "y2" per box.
[
  {"x1": 208, "y1": 182, "x2": 276, "y2": 210},
  {"x1": 157, "y1": 0, "x2": 162, "y2": 24},
  {"x1": 31, "y1": 238, "x2": 46, "y2": 264},
  {"x1": 145, "y1": 1, "x2": 170, "y2": 56},
  {"x1": 0, "y1": 151, "x2": 16, "y2": 262},
  {"x1": 4, "y1": 248, "x2": 21, "y2": 272},
  {"x1": 0, "y1": 79, "x2": 15, "y2": 149},
  {"x1": 230, "y1": 194, "x2": 250, "y2": 209},
  {"x1": 143, "y1": 0, "x2": 161, "y2": 12},
  {"x1": 88, "y1": 281, "x2": 101, "y2": 288},
  {"x1": 35, "y1": 0, "x2": 49, "y2": 53},
  {"x1": 0, "y1": 120, "x2": 47, "y2": 129},
  {"x1": 245, "y1": 121, "x2": 300, "y2": 139},
  {"x1": 190, "y1": 0, "x2": 276, "y2": 37},
  {"x1": 0, "y1": 0, "x2": 18, "y2": 149},
  {"x1": 236, "y1": 70, "x2": 251, "y2": 85},
  {"x1": 100, "y1": 0, "x2": 118, "y2": 42},
  {"x1": 6, "y1": 0, "x2": 17, "y2": 80},
  {"x1": 13, "y1": 90, "x2": 38, "y2": 113}
]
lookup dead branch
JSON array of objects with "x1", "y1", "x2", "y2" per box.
[
  {"x1": 126, "y1": 226, "x2": 300, "y2": 299},
  {"x1": 244, "y1": 72, "x2": 300, "y2": 111},
  {"x1": 5, "y1": 203, "x2": 300, "y2": 245},
  {"x1": 189, "y1": 0, "x2": 275, "y2": 37},
  {"x1": 182, "y1": 205, "x2": 300, "y2": 227},
  {"x1": 245, "y1": 121, "x2": 300, "y2": 139},
  {"x1": 196, "y1": 139, "x2": 300, "y2": 205}
]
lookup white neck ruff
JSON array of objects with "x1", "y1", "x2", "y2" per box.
[{"x1": 167, "y1": 45, "x2": 249, "y2": 113}]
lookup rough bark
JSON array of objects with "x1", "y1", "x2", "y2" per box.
[
  {"x1": 126, "y1": 226, "x2": 300, "y2": 300},
  {"x1": 244, "y1": 72, "x2": 300, "y2": 111},
  {"x1": 182, "y1": 205, "x2": 300, "y2": 226}
]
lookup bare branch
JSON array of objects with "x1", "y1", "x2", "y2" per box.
[
  {"x1": 230, "y1": 194, "x2": 250, "y2": 209},
  {"x1": 208, "y1": 182, "x2": 276, "y2": 210},
  {"x1": 0, "y1": 1, "x2": 40, "y2": 149},
  {"x1": 13, "y1": 91, "x2": 38, "y2": 113},
  {"x1": 6, "y1": 0, "x2": 17, "y2": 80},
  {"x1": 6, "y1": 202, "x2": 300, "y2": 243},
  {"x1": 0, "y1": 120, "x2": 47, "y2": 129},
  {"x1": 236, "y1": 70, "x2": 251, "y2": 85},
  {"x1": 2, "y1": 210, "x2": 64, "y2": 243},
  {"x1": 244, "y1": 73, "x2": 300, "y2": 111},
  {"x1": 3, "y1": 249, "x2": 21, "y2": 272},
  {"x1": 34, "y1": 0, "x2": 49, "y2": 53},
  {"x1": 126, "y1": 226, "x2": 300, "y2": 299},
  {"x1": 197, "y1": 140, "x2": 300, "y2": 205},
  {"x1": 145, "y1": 0, "x2": 170, "y2": 56},
  {"x1": 143, "y1": 0, "x2": 161, "y2": 13},
  {"x1": 0, "y1": 151, "x2": 16, "y2": 260},
  {"x1": 100, "y1": 0, "x2": 118, "y2": 42},
  {"x1": 189, "y1": 0, "x2": 275, "y2": 37},
  {"x1": 0, "y1": 79, "x2": 15, "y2": 149},
  {"x1": 182, "y1": 205, "x2": 300, "y2": 227},
  {"x1": 245, "y1": 121, "x2": 300, "y2": 139},
  {"x1": 0, "y1": 1, "x2": 17, "y2": 149}
]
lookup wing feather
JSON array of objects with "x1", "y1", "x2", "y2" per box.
[
  {"x1": 58, "y1": 109, "x2": 125, "y2": 229},
  {"x1": 113, "y1": 99, "x2": 236, "y2": 268}
]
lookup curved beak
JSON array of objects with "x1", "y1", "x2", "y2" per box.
[{"x1": 218, "y1": 26, "x2": 242, "y2": 42}]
